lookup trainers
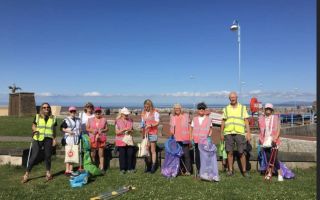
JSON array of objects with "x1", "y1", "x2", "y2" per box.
[
  {"x1": 127, "y1": 169, "x2": 136, "y2": 173},
  {"x1": 243, "y1": 172, "x2": 251, "y2": 178},
  {"x1": 184, "y1": 172, "x2": 191, "y2": 176},
  {"x1": 120, "y1": 170, "x2": 126, "y2": 175},
  {"x1": 226, "y1": 170, "x2": 234, "y2": 176},
  {"x1": 278, "y1": 175, "x2": 284, "y2": 182}
]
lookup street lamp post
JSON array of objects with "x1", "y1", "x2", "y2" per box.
[
  {"x1": 230, "y1": 20, "x2": 241, "y2": 100},
  {"x1": 190, "y1": 75, "x2": 196, "y2": 114}
]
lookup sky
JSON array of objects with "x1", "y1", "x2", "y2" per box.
[{"x1": 0, "y1": 0, "x2": 316, "y2": 106}]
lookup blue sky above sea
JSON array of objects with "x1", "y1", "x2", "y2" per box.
[{"x1": 0, "y1": 0, "x2": 316, "y2": 106}]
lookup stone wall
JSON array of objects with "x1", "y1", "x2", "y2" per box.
[
  {"x1": 251, "y1": 134, "x2": 316, "y2": 152},
  {"x1": 8, "y1": 93, "x2": 36, "y2": 117},
  {"x1": 281, "y1": 124, "x2": 316, "y2": 137}
]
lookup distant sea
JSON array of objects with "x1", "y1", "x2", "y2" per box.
[{"x1": 0, "y1": 101, "x2": 313, "y2": 110}]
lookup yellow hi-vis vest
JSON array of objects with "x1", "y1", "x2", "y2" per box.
[
  {"x1": 223, "y1": 104, "x2": 246, "y2": 135},
  {"x1": 33, "y1": 114, "x2": 56, "y2": 141}
]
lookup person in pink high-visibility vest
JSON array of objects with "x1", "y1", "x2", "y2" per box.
[
  {"x1": 169, "y1": 104, "x2": 191, "y2": 175},
  {"x1": 115, "y1": 107, "x2": 135, "y2": 174},
  {"x1": 190, "y1": 102, "x2": 213, "y2": 173},
  {"x1": 140, "y1": 99, "x2": 160, "y2": 174},
  {"x1": 86, "y1": 107, "x2": 108, "y2": 172},
  {"x1": 258, "y1": 103, "x2": 283, "y2": 182}
]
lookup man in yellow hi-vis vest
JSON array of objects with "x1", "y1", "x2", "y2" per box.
[
  {"x1": 220, "y1": 92, "x2": 251, "y2": 177},
  {"x1": 22, "y1": 102, "x2": 57, "y2": 183}
]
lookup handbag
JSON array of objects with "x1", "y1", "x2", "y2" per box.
[
  {"x1": 65, "y1": 144, "x2": 79, "y2": 164},
  {"x1": 122, "y1": 134, "x2": 134, "y2": 146},
  {"x1": 137, "y1": 134, "x2": 149, "y2": 157},
  {"x1": 61, "y1": 137, "x2": 66, "y2": 146}
]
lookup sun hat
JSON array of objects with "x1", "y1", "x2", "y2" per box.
[
  {"x1": 68, "y1": 106, "x2": 77, "y2": 112},
  {"x1": 265, "y1": 103, "x2": 274, "y2": 110},
  {"x1": 120, "y1": 107, "x2": 130, "y2": 115}
]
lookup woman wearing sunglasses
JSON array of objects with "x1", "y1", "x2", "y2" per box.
[
  {"x1": 190, "y1": 102, "x2": 213, "y2": 174},
  {"x1": 22, "y1": 102, "x2": 57, "y2": 183},
  {"x1": 60, "y1": 106, "x2": 81, "y2": 175},
  {"x1": 86, "y1": 107, "x2": 108, "y2": 172}
]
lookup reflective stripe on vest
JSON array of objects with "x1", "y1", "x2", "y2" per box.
[
  {"x1": 192, "y1": 116, "x2": 210, "y2": 143},
  {"x1": 170, "y1": 113, "x2": 190, "y2": 142},
  {"x1": 34, "y1": 114, "x2": 56, "y2": 141},
  {"x1": 65, "y1": 117, "x2": 81, "y2": 135},
  {"x1": 223, "y1": 104, "x2": 246, "y2": 134}
]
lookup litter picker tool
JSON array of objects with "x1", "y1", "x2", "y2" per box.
[
  {"x1": 264, "y1": 146, "x2": 278, "y2": 182},
  {"x1": 90, "y1": 185, "x2": 136, "y2": 200},
  {"x1": 26, "y1": 131, "x2": 39, "y2": 169}
]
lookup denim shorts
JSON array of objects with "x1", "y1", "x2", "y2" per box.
[{"x1": 148, "y1": 134, "x2": 158, "y2": 142}]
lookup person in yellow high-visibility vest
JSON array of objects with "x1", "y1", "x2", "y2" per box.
[
  {"x1": 220, "y1": 92, "x2": 251, "y2": 178},
  {"x1": 22, "y1": 102, "x2": 57, "y2": 183}
]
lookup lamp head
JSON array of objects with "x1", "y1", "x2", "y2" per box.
[{"x1": 230, "y1": 20, "x2": 239, "y2": 31}]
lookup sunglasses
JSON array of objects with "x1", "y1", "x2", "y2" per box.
[
  {"x1": 70, "y1": 110, "x2": 76, "y2": 113},
  {"x1": 198, "y1": 108, "x2": 206, "y2": 110},
  {"x1": 42, "y1": 107, "x2": 50, "y2": 109},
  {"x1": 95, "y1": 112, "x2": 101, "y2": 114}
]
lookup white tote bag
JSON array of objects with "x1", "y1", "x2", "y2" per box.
[
  {"x1": 137, "y1": 136, "x2": 149, "y2": 157},
  {"x1": 65, "y1": 144, "x2": 79, "y2": 164},
  {"x1": 122, "y1": 134, "x2": 134, "y2": 146}
]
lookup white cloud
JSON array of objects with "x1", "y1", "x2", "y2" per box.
[
  {"x1": 36, "y1": 92, "x2": 54, "y2": 97},
  {"x1": 248, "y1": 90, "x2": 262, "y2": 95},
  {"x1": 161, "y1": 90, "x2": 230, "y2": 97},
  {"x1": 83, "y1": 91, "x2": 102, "y2": 97}
]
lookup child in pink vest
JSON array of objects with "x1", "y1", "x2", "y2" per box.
[
  {"x1": 258, "y1": 103, "x2": 283, "y2": 181},
  {"x1": 190, "y1": 102, "x2": 212, "y2": 172},
  {"x1": 115, "y1": 107, "x2": 135, "y2": 174}
]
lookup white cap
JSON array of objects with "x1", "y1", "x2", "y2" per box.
[
  {"x1": 265, "y1": 103, "x2": 274, "y2": 110},
  {"x1": 120, "y1": 107, "x2": 130, "y2": 115}
]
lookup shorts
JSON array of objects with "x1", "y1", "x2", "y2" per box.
[
  {"x1": 225, "y1": 134, "x2": 246, "y2": 154},
  {"x1": 148, "y1": 134, "x2": 158, "y2": 142}
]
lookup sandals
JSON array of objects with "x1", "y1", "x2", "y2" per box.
[{"x1": 21, "y1": 174, "x2": 29, "y2": 183}]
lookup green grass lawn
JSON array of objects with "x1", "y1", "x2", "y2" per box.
[
  {"x1": 0, "y1": 141, "x2": 30, "y2": 148},
  {"x1": 0, "y1": 157, "x2": 316, "y2": 200},
  {"x1": 0, "y1": 116, "x2": 140, "y2": 137}
]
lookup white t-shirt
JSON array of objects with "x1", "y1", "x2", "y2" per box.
[
  {"x1": 191, "y1": 116, "x2": 212, "y2": 127},
  {"x1": 263, "y1": 115, "x2": 273, "y2": 147},
  {"x1": 79, "y1": 112, "x2": 95, "y2": 132},
  {"x1": 142, "y1": 111, "x2": 160, "y2": 122}
]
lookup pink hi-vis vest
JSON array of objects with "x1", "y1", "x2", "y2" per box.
[
  {"x1": 141, "y1": 110, "x2": 158, "y2": 135},
  {"x1": 170, "y1": 113, "x2": 190, "y2": 142},
  {"x1": 258, "y1": 114, "x2": 281, "y2": 145},
  {"x1": 192, "y1": 116, "x2": 211, "y2": 144},
  {"x1": 88, "y1": 117, "x2": 107, "y2": 146},
  {"x1": 115, "y1": 118, "x2": 133, "y2": 147}
]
